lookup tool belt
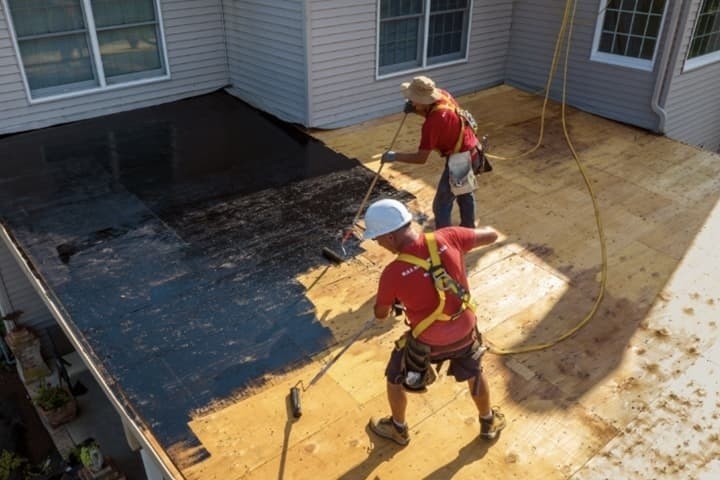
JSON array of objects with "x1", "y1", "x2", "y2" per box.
[
  {"x1": 398, "y1": 328, "x2": 483, "y2": 392},
  {"x1": 399, "y1": 333, "x2": 437, "y2": 392},
  {"x1": 429, "y1": 328, "x2": 478, "y2": 357}
]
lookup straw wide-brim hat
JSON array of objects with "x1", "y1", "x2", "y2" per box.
[{"x1": 401, "y1": 76, "x2": 442, "y2": 105}]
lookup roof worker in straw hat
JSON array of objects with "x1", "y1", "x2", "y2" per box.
[
  {"x1": 364, "y1": 197, "x2": 506, "y2": 446},
  {"x1": 381, "y1": 76, "x2": 490, "y2": 229}
]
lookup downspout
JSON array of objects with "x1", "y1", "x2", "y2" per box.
[
  {"x1": 650, "y1": 1, "x2": 686, "y2": 133},
  {"x1": 218, "y1": 0, "x2": 232, "y2": 88},
  {"x1": 303, "y1": 0, "x2": 313, "y2": 127}
]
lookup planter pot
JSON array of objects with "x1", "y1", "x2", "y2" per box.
[
  {"x1": 4, "y1": 327, "x2": 50, "y2": 381},
  {"x1": 39, "y1": 397, "x2": 78, "y2": 428}
]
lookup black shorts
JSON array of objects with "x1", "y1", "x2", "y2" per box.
[{"x1": 385, "y1": 341, "x2": 483, "y2": 385}]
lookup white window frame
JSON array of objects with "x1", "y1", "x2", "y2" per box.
[
  {"x1": 684, "y1": 0, "x2": 720, "y2": 72},
  {"x1": 2, "y1": 0, "x2": 171, "y2": 104},
  {"x1": 375, "y1": 0, "x2": 473, "y2": 80},
  {"x1": 590, "y1": 0, "x2": 668, "y2": 72}
]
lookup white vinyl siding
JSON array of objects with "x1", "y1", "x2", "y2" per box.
[
  {"x1": 0, "y1": 0, "x2": 228, "y2": 136},
  {"x1": 664, "y1": 0, "x2": 720, "y2": 152},
  {"x1": 506, "y1": 0, "x2": 662, "y2": 131},
  {"x1": 307, "y1": 0, "x2": 510, "y2": 128},
  {"x1": 0, "y1": 233, "x2": 55, "y2": 333},
  {"x1": 222, "y1": 0, "x2": 307, "y2": 125}
]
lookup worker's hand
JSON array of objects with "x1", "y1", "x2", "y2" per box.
[
  {"x1": 381, "y1": 151, "x2": 396, "y2": 163},
  {"x1": 403, "y1": 101, "x2": 415, "y2": 114}
]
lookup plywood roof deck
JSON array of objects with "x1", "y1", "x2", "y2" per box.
[{"x1": 181, "y1": 85, "x2": 720, "y2": 479}]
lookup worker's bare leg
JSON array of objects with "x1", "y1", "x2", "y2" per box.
[
  {"x1": 468, "y1": 371, "x2": 491, "y2": 418},
  {"x1": 387, "y1": 381, "x2": 407, "y2": 423}
]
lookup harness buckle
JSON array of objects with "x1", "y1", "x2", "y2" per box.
[{"x1": 429, "y1": 265, "x2": 454, "y2": 292}]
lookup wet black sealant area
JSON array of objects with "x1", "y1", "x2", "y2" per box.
[{"x1": 0, "y1": 91, "x2": 412, "y2": 451}]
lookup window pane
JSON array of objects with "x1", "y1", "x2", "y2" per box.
[
  {"x1": 631, "y1": 14, "x2": 649, "y2": 35},
  {"x1": 428, "y1": 11, "x2": 464, "y2": 58},
  {"x1": 612, "y1": 33, "x2": 628, "y2": 54},
  {"x1": 688, "y1": 0, "x2": 720, "y2": 59},
  {"x1": 627, "y1": 36, "x2": 642, "y2": 57},
  {"x1": 91, "y1": 0, "x2": 165, "y2": 79},
  {"x1": 430, "y1": 0, "x2": 468, "y2": 12},
  {"x1": 91, "y1": 0, "x2": 157, "y2": 28},
  {"x1": 380, "y1": 0, "x2": 423, "y2": 19},
  {"x1": 8, "y1": 0, "x2": 85, "y2": 37},
  {"x1": 640, "y1": 38, "x2": 656, "y2": 58},
  {"x1": 18, "y1": 34, "x2": 95, "y2": 90},
  {"x1": 98, "y1": 25, "x2": 162, "y2": 80},
  {"x1": 8, "y1": 0, "x2": 97, "y2": 95},
  {"x1": 379, "y1": 18, "x2": 421, "y2": 68}
]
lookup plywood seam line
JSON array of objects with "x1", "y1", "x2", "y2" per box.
[{"x1": 486, "y1": 0, "x2": 608, "y2": 355}]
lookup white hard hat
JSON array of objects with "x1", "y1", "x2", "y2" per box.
[{"x1": 363, "y1": 199, "x2": 412, "y2": 239}]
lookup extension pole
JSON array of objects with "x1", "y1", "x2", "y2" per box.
[
  {"x1": 307, "y1": 318, "x2": 374, "y2": 388},
  {"x1": 341, "y1": 113, "x2": 408, "y2": 245}
]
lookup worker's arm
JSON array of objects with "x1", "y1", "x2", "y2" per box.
[
  {"x1": 471, "y1": 226, "x2": 498, "y2": 249},
  {"x1": 374, "y1": 303, "x2": 392, "y2": 322},
  {"x1": 382, "y1": 149, "x2": 431, "y2": 165}
]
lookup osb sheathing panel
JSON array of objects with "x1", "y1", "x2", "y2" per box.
[{"x1": 180, "y1": 85, "x2": 720, "y2": 479}]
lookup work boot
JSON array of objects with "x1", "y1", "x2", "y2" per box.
[
  {"x1": 369, "y1": 416, "x2": 410, "y2": 446},
  {"x1": 480, "y1": 408, "x2": 506, "y2": 440}
]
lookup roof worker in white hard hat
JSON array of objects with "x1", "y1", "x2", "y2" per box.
[
  {"x1": 364, "y1": 198, "x2": 506, "y2": 446},
  {"x1": 381, "y1": 76, "x2": 491, "y2": 229}
]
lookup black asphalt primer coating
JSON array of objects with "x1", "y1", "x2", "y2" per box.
[{"x1": 0, "y1": 91, "x2": 413, "y2": 454}]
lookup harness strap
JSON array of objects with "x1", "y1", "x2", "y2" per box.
[
  {"x1": 395, "y1": 233, "x2": 475, "y2": 340},
  {"x1": 429, "y1": 93, "x2": 466, "y2": 155}
]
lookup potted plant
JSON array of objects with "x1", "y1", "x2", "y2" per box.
[
  {"x1": 33, "y1": 382, "x2": 77, "y2": 428},
  {"x1": 0, "y1": 450, "x2": 26, "y2": 480},
  {"x1": 79, "y1": 440, "x2": 104, "y2": 472}
]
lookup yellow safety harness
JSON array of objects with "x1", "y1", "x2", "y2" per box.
[
  {"x1": 395, "y1": 232, "x2": 476, "y2": 344},
  {"x1": 429, "y1": 94, "x2": 466, "y2": 156}
]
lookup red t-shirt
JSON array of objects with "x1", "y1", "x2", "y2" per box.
[
  {"x1": 419, "y1": 89, "x2": 478, "y2": 157},
  {"x1": 376, "y1": 227, "x2": 476, "y2": 346}
]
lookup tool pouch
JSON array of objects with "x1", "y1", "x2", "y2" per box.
[
  {"x1": 472, "y1": 147, "x2": 493, "y2": 175},
  {"x1": 399, "y1": 334, "x2": 437, "y2": 393},
  {"x1": 447, "y1": 150, "x2": 478, "y2": 196}
]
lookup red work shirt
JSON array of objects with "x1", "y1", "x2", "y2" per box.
[
  {"x1": 376, "y1": 227, "x2": 476, "y2": 346},
  {"x1": 419, "y1": 89, "x2": 478, "y2": 157}
]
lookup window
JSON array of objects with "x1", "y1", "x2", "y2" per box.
[
  {"x1": 5, "y1": 0, "x2": 168, "y2": 100},
  {"x1": 685, "y1": 0, "x2": 720, "y2": 70},
  {"x1": 377, "y1": 0, "x2": 471, "y2": 77},
  {"x1": 591, "y1": 0, "x2": 667, "y2": 70}
]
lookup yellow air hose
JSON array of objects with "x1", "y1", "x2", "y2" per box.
[{"x1": 486, "y1": 0, "x2": 608, "y2": 355}]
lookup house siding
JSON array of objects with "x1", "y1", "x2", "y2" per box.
[
  {"x1": 505, "y1": 0, "x2": 665, "y2": 131},
  {"x1": 0, "y1": 233, "x2": 54, "y2": 333},
  {"x1": 0, "y1": 0, "x2": 229, "y2": 136},
  {"x1": 663, "y1": 0, "x2": 720, "y2": 152},
  {"x1": 306, "y1": 0, "x2": 512, "y2": 128},
  {"x1": 222, "y1": 0, "x2": 307, "y2": 125}
]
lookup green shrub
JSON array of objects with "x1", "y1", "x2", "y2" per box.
[
  {"x1": 34, "y1": 383, "x2": 71, "y2": 411},
  {"x1": 0, "y1": 450, "x2": 26, "y2": 480}
]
